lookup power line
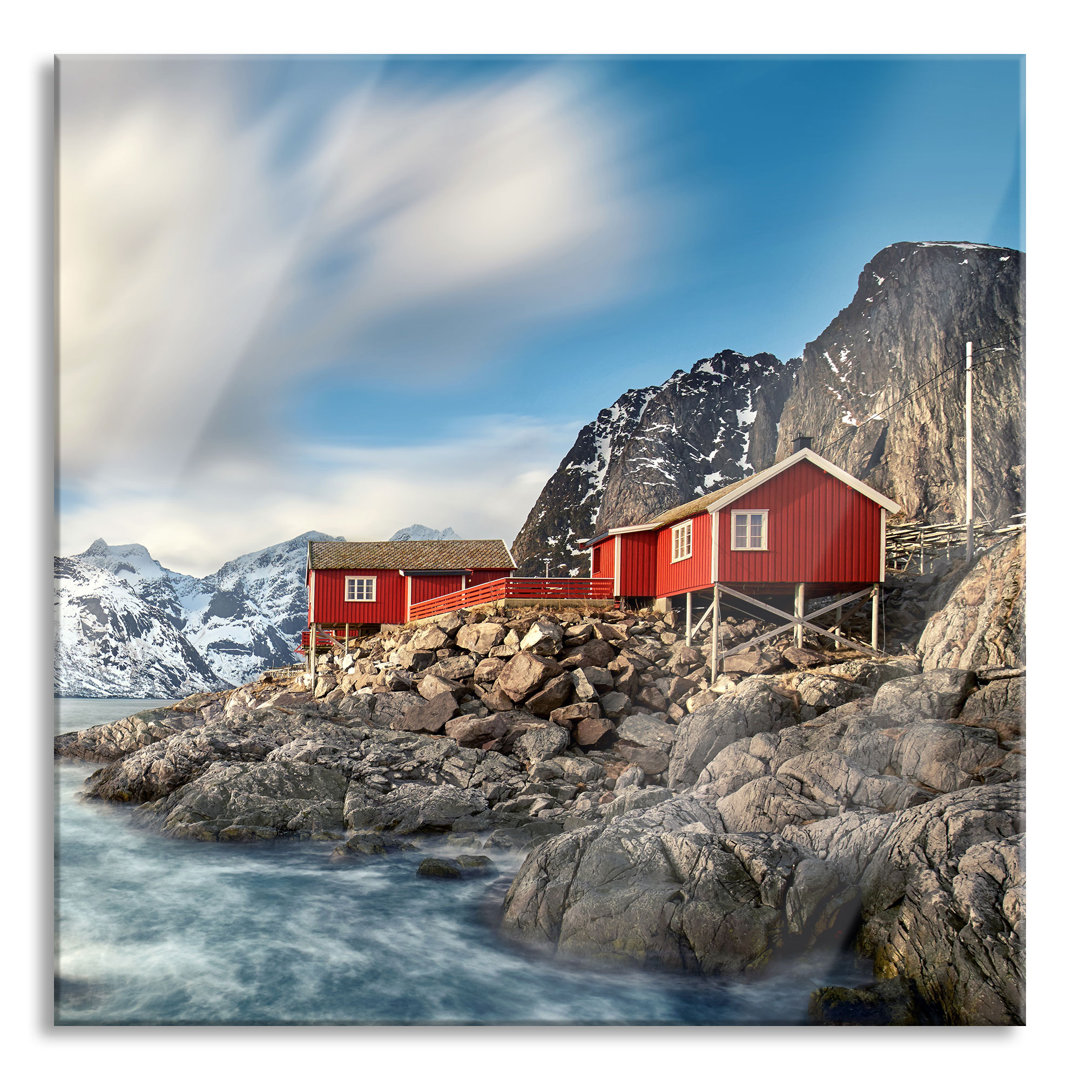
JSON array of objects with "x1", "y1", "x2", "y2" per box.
[{"x1": 815, "y1": 338, "x2": 1020, "y2": 457}]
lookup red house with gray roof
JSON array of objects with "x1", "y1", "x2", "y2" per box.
[
  {"x1": 583, "y1": 446, "x2": 902, "y2": 656},
  {"x1": 306, "y1": 538, "x2": 516, "y2": 637}
]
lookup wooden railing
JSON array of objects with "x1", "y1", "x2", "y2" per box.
[{"x1": 407, "y1": 577, "x2": 615, "y2": 622}]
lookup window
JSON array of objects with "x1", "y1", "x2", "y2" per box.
[
  {"x1": 732, "y1": 511, "x2": 768, "y2": 550},
  {"x1": 671, "y1": 521, "x2": 693, "y2": 562},
  {"x1": 345, "y1": 576, "x2": 376, "y2": 602}
]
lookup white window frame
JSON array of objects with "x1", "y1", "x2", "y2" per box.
[
  {"x1": 344, "y1": 575, "x2": 377, "y2": 602},
  {"x1": 731, "y1": 510, "x2": 769, "y2": 551},
  {"x1": 671, "y1": 521, "x2": 693, "y2": 563}
]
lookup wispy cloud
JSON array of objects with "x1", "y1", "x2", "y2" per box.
[
  {"x1": 59, "y1": 415, "x2": 582, "y2": 576},
  {"x1": 58, "y1": 58, "x2": 656, "y2": 500}
]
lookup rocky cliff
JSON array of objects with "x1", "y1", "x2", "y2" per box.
[
  {"x1": 513, "y1": 241, "x2": 1024, "y2": 575},
  {"x1": 767, "y1": 242, "x2": 1024, "y2": 526},
  {"x1": 512, "y1": 350, "x2": 792, "y2": 576}
]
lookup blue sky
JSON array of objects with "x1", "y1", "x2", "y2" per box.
[{"x1": 57, "y1": 54, "x2": 1023, "y2": 575}]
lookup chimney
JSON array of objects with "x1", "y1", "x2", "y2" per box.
[{"x1": 793, "y1": 435, "x2": 813, "y2": 452}]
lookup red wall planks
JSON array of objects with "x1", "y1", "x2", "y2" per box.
[
  {"x1": 715, "y1": 460, "x2": 881, "y2": 585},
  {"x1": 620, "y1": 531, "x2": 658, "y2": 596},
  {"x1": 654, "y1": 512, "x2": 713, "y2": 598},
  {"x1": 310, "y1": 567, "x2": 407, "y2": 625},
  {"x1": 310, "y1": 567, "x2": 515, "y2": 625},
  {"x1": 593, "y1": 537, "x2": 617, "y2": 582}
]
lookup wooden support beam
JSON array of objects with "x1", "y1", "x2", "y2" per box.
[
  {"x1": 711, "y1": 584, "x2": 882, "y2": 662},
  {"x1": 685, "y1": 592, "x2": 692, "y2": 646},
  {"x1": 794, "y1": 583, "x2": 805, "y2": 650},
  {"x1": 871, "y1": 584, "x2": 880, "y2": 652},
  {"x1": 710, "y1": 584, "x2": 719, "y2": 683},
  {"x1": 692, "y1": 600, "x2": 715, "y2": 640}
]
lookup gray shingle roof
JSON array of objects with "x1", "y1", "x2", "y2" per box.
[{"x1": 308, "y1": 539, "x2": 515, "y2": 571}]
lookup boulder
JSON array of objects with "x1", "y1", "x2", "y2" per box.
[
  {"x1": 501, "y1": 797, "x2": 859, "y2": 974},
  {"x1": 343, "y1": 781, "x2": 489, "y2": 833},
  {"x1": 472, "y1": 657, "x2": 505, "y2": 684},
  {"x1": 154, "y1": 760, "x2": 349, "y2": 841},
  {"x1": 416, "y1": 673, "x2": 467, "y2": 701},
  {"x1": 616, "y1": 714, "x2": 675, "y2": 751},
  {"x1": 496, "y1": 651, "x2": 564, "y2": 703},
  {"x1": 520, "y1": 619, "x2": 565, "y2": 656},
  {"x1": 370, "y1": 691, "x2": 428, "y2": 730},
  {"x1": 524, "y1": 671, "x2": 575, "y2": 717},
  {"x1": 478, "y1": 685, "x2": 516, "y2": 712},
  {"x1": 600, "y1": 691, "x2": 630, "y2": 719},
  {"x1": 562, "y1": 638, "x2": 616, "y2": 669},
  {"x1": 722, "y1": 646, "x2": 785, "y2": 675},
  {"x1": 613, "y1": 743, "x2": 668, "y2": 777},
  {"x1": 549, "y1": 702, "x2": 600, "y2": 729},
  {"x1": 514, "y1": 724, "x2": 571, "y2": 766},
  {"x1": 426, "y1": 655, "x2": 478, "y2": 682},
  {"x1": 410, "y1": 626, "x2": 450, "y2": 652},
  {"x1": 392, "y1": 691, "x2": 458, "y2": 734},
  {"x1": 456, "y1": 622, "x2": 507, "y2": 655},
  {"x1": 782, "y1": 646, "x2": 829, "y2": 669},
  {"x1": 573, "y1": 716, "x2": 616, "y2": 748},
  {"x1": 444, "y1": 715, "x2": 509, "y2": 749},
  {"x1": 918, "y1": 534, "x2": 1025, "y2": 671},
  {"x1": 856, "y1": 782, "x2": 1025, "y2": 1024},
  {"x1": 870, "y1": 669, "x2": 978, "y2": 724},
  {"x1": 667, "y1": 677, "x2": 803, "y2": 790}
]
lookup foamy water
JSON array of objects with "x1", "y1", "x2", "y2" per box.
[{"x1": 54, "y1": 698, "x2": 868, "y2": 1025}]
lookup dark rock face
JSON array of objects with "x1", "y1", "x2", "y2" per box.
[
  {"x1": 512, "y1": 350, "x2": 791, "y2": 576},
  {"x1": 770, "y1": 242, "x2": 1024, "y2": 527},
  {"x1": 513, "y1": 242, "x2": 1024, "y2": 577}
]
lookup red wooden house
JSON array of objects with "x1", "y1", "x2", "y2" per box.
[
  {"x1": 583, "y1": 446, "x2": 901, "y2": 661},
  {"x1": 305, "y1": 538, "x2": 516, "y2": 641}
]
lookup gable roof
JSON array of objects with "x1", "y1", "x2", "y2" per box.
[
  {"x1": 698, "y1": 448, "x2": 902, "y2": 517},
  {"x1": 583, "y1": 449, "x2": 902, "y2": 545},
  {"x1": 308, "y1": 539, "x2": 515, "y2": 572}
]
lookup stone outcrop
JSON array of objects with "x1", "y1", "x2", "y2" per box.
[{"x1": 918, "y1": 534, "x2": 1025, "y2": 670}]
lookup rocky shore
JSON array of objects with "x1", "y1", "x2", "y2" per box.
[{"x1": 56, "y1": 535, "x2": 1025, "y2": 1025}]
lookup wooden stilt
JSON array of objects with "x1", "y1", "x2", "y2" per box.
[
  {"x1": 831, "y1": 602, "x2": 842, "y2": 650},
  {"x1": 685, "y1": 592, "x2": 692, "y2": 646},
  {"x1": 871, "y1": 585, "x2": 880, "y2": 651},
  {"x1": 710, "y1": 583, "x2": 719, "y2": 682},
  {"x1": 794, "y1": 583, "x2": 805, "y2": 649}
]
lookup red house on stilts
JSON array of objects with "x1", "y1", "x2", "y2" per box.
[{"x1": 582, "y1": 444, "x2": 902, "y2": 671}]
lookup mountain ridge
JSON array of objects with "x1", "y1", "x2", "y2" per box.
[{"x1": 512, "y1": 240, "x2": 1024, "y2": 576}]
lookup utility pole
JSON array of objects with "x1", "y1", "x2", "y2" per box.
[{"x1": 965, "y1": 340, "x2": 974, "y2": 562}]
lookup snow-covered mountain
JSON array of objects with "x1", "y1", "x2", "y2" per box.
[
  {"x1": 388, "y1": 524, "x2": 462, "y2": 541},
  {"x1": 511, "y1": 350, "x2": 792, "y2": 576},
  {"x1": 54, "y1": 556, "x2": 227, "y2": 698},
  {"x1": 56, "y1": 531, "x2": 337, "y2": 697},
  {"x1": 56, "y1": 525, "x2": 471, "y2": 697}
]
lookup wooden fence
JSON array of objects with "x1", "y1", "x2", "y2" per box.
[{"x1": 885, "y1": 514, "x2": 1025, "y2": 574}]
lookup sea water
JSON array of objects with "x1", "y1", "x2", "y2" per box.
[{"x1": 54, "y1": 698, "x2": 869, "y2": 1026}]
